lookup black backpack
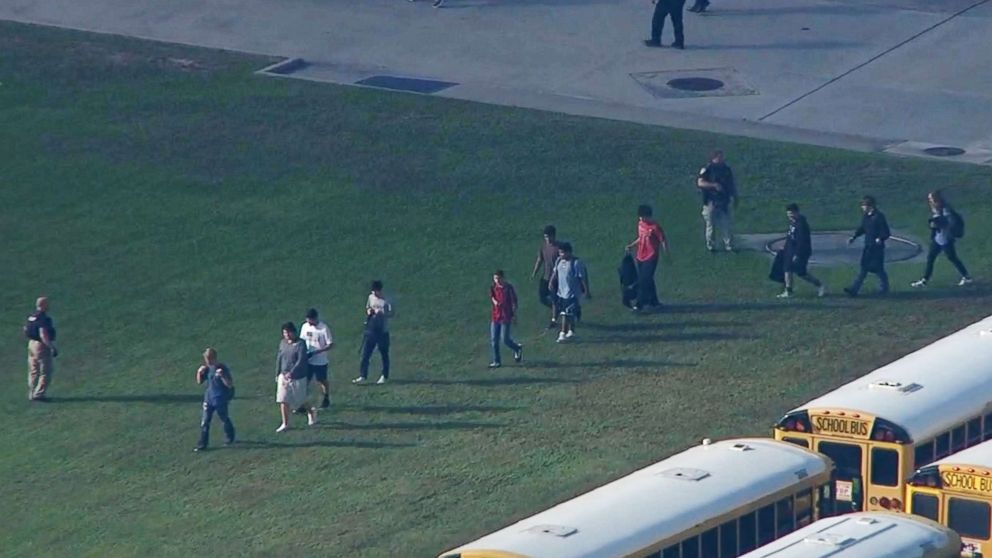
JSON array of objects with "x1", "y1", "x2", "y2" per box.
[
  {"x1": 948, "y1": 208, "x2": 965, "y2": 239},
  {"x1": 23, "y1": 313, "x2": 40, "y2": 340}
]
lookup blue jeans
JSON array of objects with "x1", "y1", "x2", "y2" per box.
[
  {"x1": 198, "y1": 400, "x2": 235, "y2": 448},
  {"x1": 490, "y1": 321, "x2": 521, "y2": 365},
  {"x1": 359, "y1": 331, "x2": 390, "y2": 379}
]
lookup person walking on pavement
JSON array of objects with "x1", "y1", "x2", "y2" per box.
[
  {"x1": 688, "y1": 0, "x2": 709, "y2": 12},
  {"x1": 24, "y1": 296, "x2": 58, "y2": 402},
  {"x1": 489, "y1": 270, "x2": 523, "y2": 369},
  {"x1": 550, "y1": 242, "x2": 591, "y2": 343},
  {"x1": 697, "y1": 150, "x2": 738, "y2": 252},
  {"x1": 276, "y1": 322, "x2": 316, "y2": 432},
  {"x1": 645, "y1": 0, "x2": 687, "y2": 49},
  {"x1": 777, "y1": 204, "x2": 826, "y2": 299},
  {"x1": 844, "y1": 196, "x2": 891, "y2": 297},
  {"x1": 354, "y1": 280, "x2": 394, "y2": 385},
  {"x1": 625, "y1": 204, "x2": 670, "y2": 311},
  {"x1": 300, "y1": 308, "x2": 334, "y2": 409},
  {"x1": 193, "y1": 347, "x2": 236, "y2": 452},
  {"x1": 911, "y1": 190, "x2": 973, "y2": 288},
  {"x1": 531, "y1": 225, "x2": 560, "y2": 330}
]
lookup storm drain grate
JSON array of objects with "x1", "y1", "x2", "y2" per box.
[
  {"x1": 355, "y1": 75, "x2": 458, "y2": 94},
  {"x1": 923, "y1": 146, "x2": 966, "y2": 157},
  {"x1": 667, "y1": 77, "x2": 725, "y2": 92}
]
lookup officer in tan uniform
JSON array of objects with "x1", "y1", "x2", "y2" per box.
[{"x1": 25, "y1": 297, "x2": 58, "y2": 401}]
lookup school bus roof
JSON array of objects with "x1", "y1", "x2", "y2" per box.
[
  {"x1": 788, "y1": 314, "x2": 992, "y2": 443},
  {"x1": 925, "y1": 438, "x2": 992, "y2": 469},
  {"x1": 437, "y1": 438, "x2": 831, "y2": 558}
]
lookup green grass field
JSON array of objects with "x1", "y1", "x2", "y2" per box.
[{"x1": 1, "y1": 22, "x2": 991, "y2": 558}]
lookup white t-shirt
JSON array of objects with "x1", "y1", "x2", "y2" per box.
[
  {"x1": 299, "y1": 321, "x2": 333, "y2": 365},
  {"x1": 366, "y1": 293, "x2": 393, "y2": 332}
]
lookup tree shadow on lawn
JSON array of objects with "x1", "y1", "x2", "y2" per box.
[
  {"x1": 345, "y1": 404, "x2": 522, "y2": 415},
  {"x1": 882, "y1": 284, "x2": 992, "y2": 301},
  {"x1": 54, "y1": 394, "x2": 207, "y2": 404},
  {"x1": 661, "y1": 301, "x2": 854, "y2": 314},
  {"x1": 582, "y1": 331, "x2": 751, "y2": 344},
  {"x1": 521, "y1": 358, "x2": 697, "y2": 369},
  {"x1": 391, "y1": 376, "x2": 580, "y2": 387},
  {"x1": 319, "y1": 420, "x2": 507, "y2": 431},
  {"x1": 231, "y1": 439, "x2": 417, "y2": 450},
  {"x1": 582, "y1": 320, "x2": 747, "y2": 332}
]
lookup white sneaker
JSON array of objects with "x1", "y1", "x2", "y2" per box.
[
  {"x1": 276, "y1": 423, "x2": 289, "y2": 433},
  {"x1": 910, "y1": 278, "x2": 927, "y2": 288},
  {"x1": 776, "y1": 290, "x2": 791, "y2": 299},
  {"x1": 352, "y1": 377, "x2": 366, "y2": 384},
  {"x1": 308, "y1": 412, "x2": 317, "y2": 426},
  {"x1": 564, "y1": 330, "x2": 575, "y2": 339},
  {"x1": 959, "y1": 277, "x2": 974, "y2": 286},
  {"x1": 557, "y1": 332, "x2": 566, "y2": 343},
  {"x1": 376, "y1": 376, "x2": 387, "y2": 385},
  {"x1": 817, "y1": 285, "x2": 827, "y2": 298}
]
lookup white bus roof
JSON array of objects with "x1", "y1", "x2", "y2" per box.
[
  {"x1": 927, "y1": 438, "x2": 992, "y2": 469},
  {"x1": 439, "y1": 438, "x2": 831, "y2": 558},
  {"x1": 791, "y1": 314, "x2": 992, "y2": 443},
  {"x1": 738, "y1": 512, "x2": 960, "y2": 558}
]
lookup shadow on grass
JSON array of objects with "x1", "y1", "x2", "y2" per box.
[
  {"x1": 584, "y1": 332, "x2": 749, "y2": 344},
  {"x1": 54, "y1": 394, "x2": 205, "y2": 404},
  {"x1": 881, "y1": 285, "x2": 992, "y2": 301},
  {"x1": 582, "y1": 320, "x2": 746, "y2": 332},
  {"x1": 349, "y1": 404, "x2": 521, "y2": 415},
  {"x1": 322, "y1": 420, "x2": 507, "y2": 431},
  {"x1": 392, "y1": 376, "x2": 580, "y2": 386},
  {"x1": 661, "y1": 301, "x2": 850, "y2": 313},
  {"x1": 232, "y1": 439, "x2": 416, "y2": 450},
  {"x1": 522, "y1": 359, "x2": 696, "y2": 369}
]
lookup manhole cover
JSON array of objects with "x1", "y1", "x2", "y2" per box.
[
  {"x1": 766, "y1": 232, "x2": 921, "y2": 266},
  {"x1": 923, "y1": 146, "x2": 966, "y2": 157},
  {"x1": 667, "y1": 77, "x2": 725, "y2": 92}
]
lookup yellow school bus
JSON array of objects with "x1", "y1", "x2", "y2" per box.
[
  {"x1": 908, "y1": 439, "x2": 992, "y2": 557},
  {"x1": 774, "y1": 314, "x2": 992, "y2": 515}
]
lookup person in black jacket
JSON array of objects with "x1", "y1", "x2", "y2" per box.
[
  {"x1": 910, "y1": 190, "x2": 973, "y2": 288},
  {"x1": 844, "y1": 196, "x2": 890, "y2": 297},
  {"x1": 645, "y1": 0, "x2": 687, "y2": 49},
  {"x1": 777, "y1": 204, "x2": 826, "y2": 298}
]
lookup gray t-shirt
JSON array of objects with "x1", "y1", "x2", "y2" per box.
[
  {"x1": 277, "y1": 338, "x2": 309, "y2": 380},
  {"x1": 538, "y1": 241, "x2": 559, "y2": 280},
  {"x1": 554, "y1": 258, "x2": 587, "y2": 299}
]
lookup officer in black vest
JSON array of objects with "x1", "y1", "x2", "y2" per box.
[
  {"x1": 844, "y1": 196, "x2": 891, "y2": 297},
  {"x1": 645, "y1": 0, "x2": 687, "y2": 49},
  {"x1": 24, "y1": 296, "x2": 58, "y2": 401}
]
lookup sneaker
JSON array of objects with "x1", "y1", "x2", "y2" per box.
[
  {"x1": 320, "y1": 396, "x2": 330, "y2": 409},
  {"x1": 564, "y1": 330, "x2": 575, "y2": 339},
  {"x1": 671, "y1": 42, "x2": 685, "y2": 50},
  {"x1": 352, "y1": 377, "x2": 366, "y2": 384},
  {"x1": 776, "y1": 290, "x2": 792, "y2": 299},
  {"x1": 276, "y1": 423, "x2": 289, "y2": 433},
  {"x1": 308, "y1": 412, "x2": 317, "y2": 426},
  {"x1": 910, "y1": 278, "x2": 928, "y2": 288},
  {"x1": 513, "y1": 346, "x2": 523, "y2": 363},
  {"x1": 376, "y1": 376, "x2": 387, "y2": 385},
  {"x1": 193, "y1": 446, "x2": 206, "y2": 453},
  {"x1": 557, "y1": 332, "x2": 566, "y2": 343},
  {"x1": 817, "y1": 285, "x2": 827, "y2": 298},
  {"x1": 643, "y1": 39, "x2": 662, "y2": 47},
  {"x1": 959, "y1": 276, "x2": 974, "y2": 286},
  {"x1": 488, "y1": 362, "x2": 501, "y2": 369},
  {"x1": 432, "y1": 0, "x2": 444, "y2": 6}
]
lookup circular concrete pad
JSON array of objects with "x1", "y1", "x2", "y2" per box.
[
  {"x1": 766, "y1": 232, "x2": 922, "y2": 266},
  {"x1": 923, "y1": 146, "x2": 966, "y2": 157},
  {"x1": 667, "y1": 77, "x2": 725, "y2": 92}
]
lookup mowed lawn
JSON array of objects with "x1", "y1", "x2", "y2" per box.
[{"x1": 1, "y1": 21, "x2": 991, "y2": 558}]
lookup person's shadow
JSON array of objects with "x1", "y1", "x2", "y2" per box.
[{"x1": 53, "y1": 394, "x2": 205, "y2": 404}]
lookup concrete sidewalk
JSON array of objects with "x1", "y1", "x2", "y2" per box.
[{"x1": 3, "y1": 0, "x2": 990, "y2": 163}]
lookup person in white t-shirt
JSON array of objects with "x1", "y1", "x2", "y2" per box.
[
  {"x1": 300, "y1": 308, "x2": 334, "y2": 409},
  {"x1": 353, "y1": 280, "x2": 394, "y2": 385}
]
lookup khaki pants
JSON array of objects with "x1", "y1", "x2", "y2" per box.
[
  {"x1": 702, "y1": 203, "x2": 734, "y2": 250},
  {"x1": 27, "y1": 340, "x2": 54, "y2": 399}
]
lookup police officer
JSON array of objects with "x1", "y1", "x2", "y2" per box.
[
  {"x1": 844, "y1": 195, "x2": 891, "y2": 297},
  {"x1": 644, "y1": 0, "x2": 687, "y2": 50},
  {"x1": 24, "y1": 297, "x2": 57, "y2": 401},
  {"x1": 194, "y1": 347, "x2": 236, "y2": 452},
  {"x1": 696, "y1": 150, "x2": 738, "y2": 252}
]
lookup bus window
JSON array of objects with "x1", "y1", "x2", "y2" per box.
[
  {"x1": 701, "y1": 528, "x2": 718, "y2": 558},
  {"x1": 645, "y1": 552, "x2": 661, "y2": 558},
  {"x1": 719, "y1": 520, "x2": 737, "y2": 557},
  {"x1": 985, "y1": 413, "x2": 992, "y2": 441},
  {"x1": 739, "y1": 512, "x2": 757, "y2": 553},
  {"x1": 662, "y1": 545, "x2": 678, "y2": 558},
  {"x1": 783, "y1": 437, "x2": 808, "y2": 448},
  {"x1": 911, "y1": 493, "x2": 940, "y2": 522},
  {"x1": 819, "y1": 442, "x2": 863, "y2": 478},
  {"x1": 795, "y1": 489, "x2": 814, "y2": 527},
  {"x1": 914, "y1": 441, "x2": 934, "y2": 468},
  {"x1": 758, "y1": 504, "x2": 775, "y2": 546},
  {"x1": 952, "y1": 425, "x2": 967, "y2": 452},
  {"x1": 935, "y1": 432, "x2": 950, "y2": 459},
  {"x1": 948, "y1": 497, "x2": 992, "y2": 540},
  {"x1": 870, "y1": 448, "x2": 900, "y2": 487},
  {"x1": 681, "y1": 536, "x2": 700, "y2": 558},
  {"x1": 776, "y1": 496, "x2": 795, "y2": 536}
]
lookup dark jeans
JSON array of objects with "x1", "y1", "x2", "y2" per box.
[
  {"x1": 199, "y1": 401, "x2": 235, "y2": 448},
  {"x1": 849, "y1": 268, "x2": 889, "y2": 294},
  {"x1": 651, "y1": 0, "x2": 686, "y2": 45},
  {"x1": 923, "y1": 240, "x2": 969, "y2": 280},
  {"x1": 538, "y1": 278, "x2": 554, "y2": 308},
  {"x1": 490, "y1": 321, "x2": 522, "y2": 365},
  {"x1": 359, "y1": 332, "x2": 390, "y2": 379},
  {"x1": 636, "y1": 256, "x2": 660, "y2": 307}
]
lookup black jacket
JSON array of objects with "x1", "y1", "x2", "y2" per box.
[
  {"x1": 784, "y1": 215, "x2": 812, "y2": 261},
  {"x1": 853, "y1": 210, "x2": 890, "y2": 272}
]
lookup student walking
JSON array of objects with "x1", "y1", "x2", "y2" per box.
[
  {"x1": 24, "y1": 296, "x2": 58, "y2": 402},
  {"x1": 276, "y1": 322, "x2": 316, "y2": 432},
  {"x1": 531, "y1": 225, "x2": 560, "y2": 329},
  {"x1": 625, "y1": 204, "x2": 670, "y2": 311},
  {"x1": 844, "y1": 196, "x2": 891, "y2": 297},
  {"x1": 354, "y1": 280, "x2": 394, "y2": 385},
  {"x1": 696, "y1": 150, "x2": 738, "y2": 252},
  {"x1": 645, "y1": 0, "x2": 687, "y2": 49},
  {"x1": 194, "y1": 348, "x2": 235, "y2": 452},
  {"x1": 300, "y1": 308, "x2": 334, "y2": 409},
  {"x1": 549, "y1": 242, "x2": 591, "y2": 343},
  {"x1": 489, "y1": 270, "x2": 523, "y2": 368},
  {"x1": 911, "y1": 190, "x2": 973, "y2": 288},
  {"x1": 776, "y1": 204, "x2": 826, "y2": 298}
]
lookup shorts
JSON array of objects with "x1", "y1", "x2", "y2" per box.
[
  {"x1": 275, "y1": 376, "x2": 309, "y2": 408},
  {"x1": 308, "y1": 364, "x2": 328, "y2": 382},
  {"x1": 557, "y1": 296, "x2": 580, "y2": 318}
]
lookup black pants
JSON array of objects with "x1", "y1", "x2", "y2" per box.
[
  {"x1": 923, "y1": 240, "x2": 969, "y2": 280},
  {"x1": 636, "y1": 256, "x2": 660, "y2": 307},
  {"x1": 199, "y1": 401, "x2": 235, "y2": 448},
  {"x1": 652, "y1": 0, "x2": 686, "y2": 45},
  {"x1": 538, "y1": 278, "x2": 554, "y2": 308},
  {"x1": 360, "y1": 332, "x2": 390, "y2": 379},
  {"x1": 850, "y1": 267, "x2": 889, "y2": 294}
]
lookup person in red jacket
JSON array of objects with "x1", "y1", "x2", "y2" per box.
[{"x1": 489, "y1": 270, "x2": 522, "y2": 369}]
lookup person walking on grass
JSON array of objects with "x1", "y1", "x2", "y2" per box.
[
  {"x1": 489, "y1": 270, "x2": 523, "y2": 369},
  {"x1": 531, "y1": 225, "x2": 560, "y2": 329},
  {"x1": 844, "y1": 196, "x2": 890, "y2": 297},
  {"x1": 24, "y1": 296, "x2": 58, "y2": 402},
  {"x1": 696, "y1": 150, "x2": 738, "y2": 252},
  {"x1": 276, "y1": 322, "x2": 316, "y2": 432},
  {"x1": 776, "y1": 203, "x2": 826, "y2": 299},
  {"x1": 300, "y1": 308, "x2": 334, "y2": 409},
  {"x1": 550, "y1": 242, "x2": 591, "y2": 343},
  {"x1": 354, "y1": 280, "x2": 394, "y2": 385},
  {"x1": 625, "y1": 204, "x2": 670, "y2": 312},
  {"x1": 911, "y1": 190, "x2": 973, "y2": 288},
  {"x1": 194, "y1": 347, "x2": 235, "y2": 452}
]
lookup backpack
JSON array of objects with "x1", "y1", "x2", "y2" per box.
[
  {"x1": 23, "y1": 313, "x2": 40, "y2": 340},
  {"x1": 948, "y1": 208, "x2": 965, "y2": 239}
]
